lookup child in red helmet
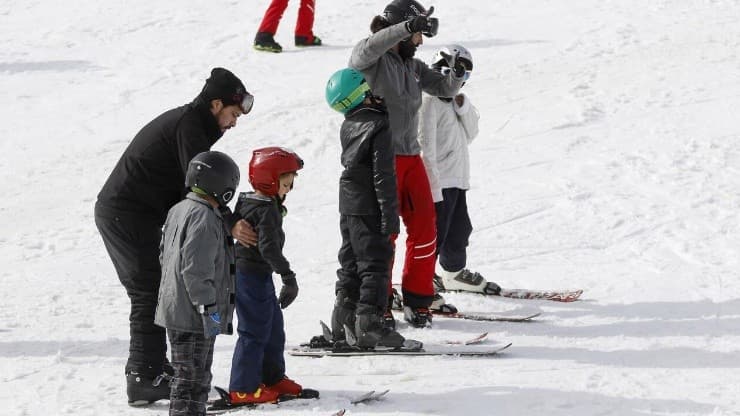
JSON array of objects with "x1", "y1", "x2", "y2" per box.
[{"x1": 225, "y1": 147, "x2": 314, "y2": 406}]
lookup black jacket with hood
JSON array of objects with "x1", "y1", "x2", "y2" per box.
[
  {"x1": 339, "y1": 102, "x2": 400, "y2": 236},
  {"x1": 96, "y1": 97, "x2": 223, "y2": 224}
]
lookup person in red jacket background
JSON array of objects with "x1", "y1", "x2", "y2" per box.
[{"x1": 254, "y1": 0, "x2": 322, "y2": 53}]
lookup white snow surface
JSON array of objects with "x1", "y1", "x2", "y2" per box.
[{"x1": 1, "y1": 0, "x2": 739, "y2": 415}]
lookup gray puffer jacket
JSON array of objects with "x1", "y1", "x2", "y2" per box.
[
  {"x1": 155, "y1": 193, "x2": 235, "y2": 335},
  {"x1": 349, "y1": 22, "x2": 464, "y2": 156}
]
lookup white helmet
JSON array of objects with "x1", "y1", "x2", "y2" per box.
[{"x1": 430, "y1": 44, "x2": 473, "y2": 72}]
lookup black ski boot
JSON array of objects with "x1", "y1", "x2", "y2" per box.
[
  {"x1": 126, "y1": 369, "x2": 172, "y2": 406},
  {"x1": 254, "y1": 32, "x2": 283, "y2": 53},
  {"x1": 403, "y1": 306, "x2": 432, "y2": 328},
  {"x1": 355, "y1": 313, "x2": 405, "y2": 348},
  {"x1": 331, "y1": 290, "x2": 356, "y2": 342},
  {"x1": 382, "y1": 288, "x2": 402, "y2": 331}
]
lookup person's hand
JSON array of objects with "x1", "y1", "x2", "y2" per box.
[
  {"x1": 405, "y1": 6, "x2": 438, "y2": 37},
  {"x1": 231, "y1": 219, "x2": 257, "y2": 247},
  {"x1": 455, "y1": 94, "x2": 465, "y2": 107},
  {"x1": 201, "y1": 306, "x2": 221, "y2": 338},
  {"x1": 439, "y1": 50, "x2": 466, "y2": 78},
  {"x1": 278, "y1": 273, "x2": 299, "y2": 309}
]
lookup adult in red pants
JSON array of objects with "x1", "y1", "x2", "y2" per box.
[
  {"x1": 254, "y1": 0, "x2": 322, "y2": 53},
  {"x1": 349, "y1": 0, "x2": 465, "y2": 328},
  {"x1": 391, "y1": 155, "x2": 438, "y2": 315}
]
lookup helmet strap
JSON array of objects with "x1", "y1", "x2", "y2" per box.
[{"x1": 191, "y1": 186, "x2": 209, "y2": 196}]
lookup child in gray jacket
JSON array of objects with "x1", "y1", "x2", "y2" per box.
[{"x1": 155, "y1": 151, "x2": 239, "y2": 416}]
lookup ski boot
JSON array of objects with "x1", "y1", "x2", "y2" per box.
[
  {"x1": 403, "y1": 306, "x2": 432, "y2": 328},
  {"x1": 430, "y1": 292, "x2": 458, "y2": 314},
  {"x1": 229, "y1": 385, "x2": 280, "y2": 405},
  {"x1": 295, "y1": 35, "x2": 322, "y2": 47},
  {"x1": 331, "y1": 290, "x2": 356, "y2": 342},
  {"x1": 437, "y1": 269, "x2": 501, "y2": 295},
  {"x1": 383, "y1": 288, "x2": 402, "y2": 330},
  {"x1": 254, "y1": 32, "x2": 283, "y2": 53},
  {"x1": 126, "y1": 369, "x2": 172, "y2": 406},
  {"x1": 266, "y1": 376, "x2": 302, "y2": 396},
  {"x1": 355, "y1": 313, "x2": 405, "y2": 348}
]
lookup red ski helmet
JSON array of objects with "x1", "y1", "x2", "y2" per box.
[{"x1": 248, "y1": 147, "x2": 304, "y2": 196}]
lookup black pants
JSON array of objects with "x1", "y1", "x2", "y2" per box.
[
  {"x1": 435, "y1": 188, "x2": 473, "y2": 273},
  {"x1": 336, "y1": 214, "x2": 394, "y2": 315},
  {"x1": 168, "y1": 329, "x2": 215, "y2": 416},
  {"x1": 94, "y1": 204, "x2": 167, "y2": 376}
]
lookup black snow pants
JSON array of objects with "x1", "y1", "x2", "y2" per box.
[
  {"x1": 335, "y1": 214, "x2": 394, "y2": 315},
  {"x1": 435, "y1": 188, "x2": 473, "y2": 273},
  {"x1": 94, "y1": 203, "x2": 167, "y2": 377}
]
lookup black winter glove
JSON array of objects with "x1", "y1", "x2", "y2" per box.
[
  {"x1": 439, "y1": 50, "x2": 466, "y2": 78},
  {"x1": 278, "y1": 273, "x2": 299, "y2": 309},
  {"x1": 405, "y1": 6, "x2": 438, "y2": 37}
]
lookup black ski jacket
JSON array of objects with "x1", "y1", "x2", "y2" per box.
[
  {"x1": 96, "y1": 99, "x2": 223, "y2": 224},
  {"x1": 339, "y1": 103, "x2": 400, "y2": 235},
  {"x1": 233, "y1": 192, "x2": 294, "y2": 278}
]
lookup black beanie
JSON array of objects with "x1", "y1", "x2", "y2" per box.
[{"x1": 200, "y1": 68, "x2": 247, "y2": 106}]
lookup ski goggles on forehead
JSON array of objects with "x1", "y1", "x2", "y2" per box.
[
  {"x1": 233, "y1": 92, "x2": 254, "y2": 114},
  {"x1": 440, "y1": 67, "x2": 472, "y2": 81}
]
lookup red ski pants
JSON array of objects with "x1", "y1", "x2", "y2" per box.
[
  {"x1": 390, "y1": 155, "x2": 437, "y2": 308},
  {"x1": 257, "y1": 0, "x2": 315, "y2": 38}
]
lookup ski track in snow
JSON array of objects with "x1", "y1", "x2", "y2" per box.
[{"x1": 2, "y1": 0, "x2": 740, "y2": 415}]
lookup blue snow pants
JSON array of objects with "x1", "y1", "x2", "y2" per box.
[{"x1": 229, "y1": 269, "x2": 286, "y2": 393}]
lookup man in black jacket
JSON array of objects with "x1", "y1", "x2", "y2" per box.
[
  {"x1": 325, "y1": 68, "x2": 404, "y2": 348},
  {"x1": 94, "y1": 67, "x2": 257, "y2": 406}
]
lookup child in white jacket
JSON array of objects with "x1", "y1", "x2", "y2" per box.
[{"x1": 418, "y1": 44, "x2": 501, "y2": 296}]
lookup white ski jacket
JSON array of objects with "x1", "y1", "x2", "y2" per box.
[{"x1": 418, "y1": 93, "x2": 480, "y2": 202}]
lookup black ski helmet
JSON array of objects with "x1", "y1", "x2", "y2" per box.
[
  {"x1": 383, "y1": 0, "x2": 427, "y2": 25},
  {"x1": 185, "y1": 151, "x2": 240, "y2": 206}
]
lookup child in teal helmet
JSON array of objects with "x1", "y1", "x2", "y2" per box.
[{"x1": 325, "y1": 68, "x2": 405, "y2": 348}]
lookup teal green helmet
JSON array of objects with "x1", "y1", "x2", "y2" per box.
[{"x1": 326, "y1": 68, "x2": 371, "y2": 113}]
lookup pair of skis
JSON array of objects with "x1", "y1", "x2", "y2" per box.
[
  {"x1": 331, "y1": 390, "x2": 390, "y2": 416},
  {"x1": 288, "y1": 321, "x2": 511, "y2": 357},
  {"x1": 388, "y1": 279, "x2": 583, "y2": 323},
  {"x1": 207, "y1": 385, "x2": 388, "y2": 415},
  {"x1": 431, "y1": 275, "x2": 584, "y2": 303}
]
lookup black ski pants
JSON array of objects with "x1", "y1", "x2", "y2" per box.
[
  {"x1": 335, "y1": 214, "x2": 394, "y2": 315},
  {"x1": 435, "y1": 188, "x2": 473, "y2": 273},
  {"x1": 94, "y1": 204, "x2": 167, "y2": 377},
  {"x1": 168, "y1": 329, "x2": 215, "y2": 416}
]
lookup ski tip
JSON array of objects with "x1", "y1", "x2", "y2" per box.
[
  {"x1": 320, "y1": 320, "x2": 333, "y2": 341},
  {"x1": 343, "y1": 323, "x2": 358, "y2": 346},
  {"x1": 213, "y1": 385, "x2": 230, "y2": 401},
  {"x1": 332, "y1": 410, "x2": 346, "y2": 416},
  {"x1": 350, "y1": 390, "x2": 375, "y2": 404}
]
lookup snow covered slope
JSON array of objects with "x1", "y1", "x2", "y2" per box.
[{"x1": 1, "y1": 0, "x2": 738, "y2": 414}]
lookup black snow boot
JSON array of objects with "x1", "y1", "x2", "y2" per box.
[
  {"x1": 331, "y1": 290, "x2": 356, "y2": 342},
  {"x1": 403, "y1": 306, "x2": 432, "y2": 328},
  {"x1": 254, "y1": 32, "x2": 282, "y2": 53},
  {"x1": 355, "y1": 313, "x2": 405, "y2": 348},
  {"x1": 126, "y1": 369, "x2": 172, "y2": 406}
]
